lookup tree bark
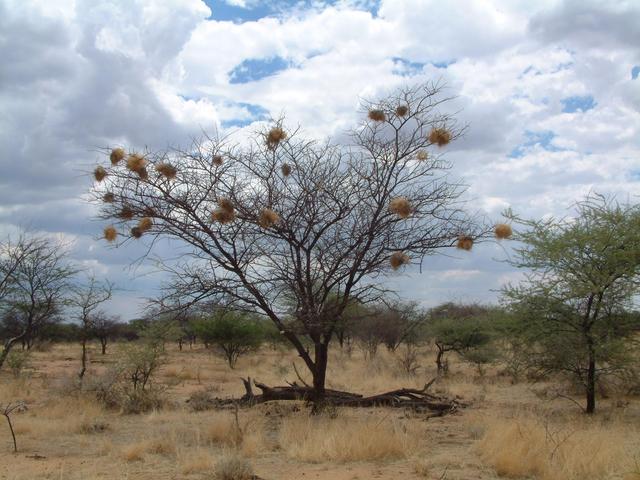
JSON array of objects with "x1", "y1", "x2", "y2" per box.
[
  {"x1": 586, "y1": 354, "x2": 596, "y2": 414},
  {"x1": 79, "y1": 339, "x2": 87, "y2": 381},
  {"x1": 312, "y1": 342, "x2": 329, "y2": 404},
  {"x1": 0, "y1": 334, "x2": 25, "y2": 370}
]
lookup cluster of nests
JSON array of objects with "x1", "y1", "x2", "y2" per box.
[
  {"x1": 367, "y1": 107, "x2": 452, "y2": 148},
  {"x1": 99, "y1": 138, "x2": 513, "y2": 270},
  {"x1": 387, "y1": 196, "x2": 513, "y2": 270}
]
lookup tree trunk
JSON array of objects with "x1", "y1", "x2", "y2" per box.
[
  {"x1": 79, "y1": 339, "x2": 87, "y2": 381},
  {"x1": 586, "y1": 355, "x2": 596, "y2": 414},
  {"x1": 0, "y1": 334, "x2": 26, "y2": 369},
  {"x1": 312, "y1": 342, "x2": 329, "y2": 408},
  {"x1": 435, "y1": 344, "x2": 445, "y2": 375},
  {"x1": 101, "y1": 339, "x2": 107, "y2": 355}
]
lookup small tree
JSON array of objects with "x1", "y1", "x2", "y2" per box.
[
  {"x1": 92, "y1": 313, "x2": 120, "y2": 354},
  {"x1": 70, "y1": 277, "x2": 113, "y2": 381},
  {"x1": 427, "y1": 302, "x2": 496, "y2": 375},
  {"x1": 192, "y1": 312, "x2": 264, "y2": 368},
  {"x1": 502, "y1": 194, "x2": 640, "y2": 414},
  {"x1": 0, "y1": 233, "x2": 75, "y2": 368}
]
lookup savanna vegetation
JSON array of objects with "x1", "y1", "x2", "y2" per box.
[{"x1": 1, "y1": 84, "x2": 639, "y2": 480}]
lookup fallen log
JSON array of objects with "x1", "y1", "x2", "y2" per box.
[{"x1": 189, "y1": 377, "x2": 463, "y2": 417}]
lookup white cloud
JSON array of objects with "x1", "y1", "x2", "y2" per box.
[{"x1": 1, "y1": 0, "x2": 639, "y2": 318}]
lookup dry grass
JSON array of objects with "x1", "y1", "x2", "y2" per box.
[
  {"x1": 2, "y1": 342, "x2": 640, "y2": 480},
  {"x1": 477, "y1": 415, "x2": 640, "y2": 480},
  {"x1": 279, "y1": 414, "x2": 421, "y2": 462},
  {"x1": 213, "y1": 451, "x2": 254, "y2": 480}
]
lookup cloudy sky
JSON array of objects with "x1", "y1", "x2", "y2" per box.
[{"x1": 1, "y1": 0, "x2": 639, "y2": 320}]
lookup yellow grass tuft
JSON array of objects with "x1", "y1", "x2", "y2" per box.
[
  {"x1": 495, "y1": 223, "x2": 512, "y2": 240},
  {"x1": 389, "y1": 197, "x2": 412, "y2": 218},
  {"x1": 281, "y1": 163, "x2": 292, "y2": 177},
  {"x1": 395, "y1": 105, "x2": 409, "y2": 117},
  {"x1": 477, "y1": 416, "x2": 640, "y2": 480},
  {"x1": 214, "y1": 451, "x2": 254, "y2": 480},
  {"x1": 390, "y1": 252, "x2": 410, "y2": 270},
  {"x1": 126, "y1": 153, "x2": 147, "y2": 173},
  {"x1": 94, "y1": 166, "x2": 107, "y2": 182},
  {"x1": 368, "y1": 109, "x2": 386, "y2": 122},
  {"x1": 428, "y1": 128, "x2": 452, "y2": 147},
  {"x1": 258, "y1": 208, "x2": 280, "y2": 228},
  {"x1": 104, "y1": 226, "x2": 117, "y2": 242},
  {"x1": 110, "y1": 147, "x2": 125, "y2": 165},
  {"x1": 279, "y1": 415, "x2": 419, "y2": 462},
  {"x1": 456, "y1": 235, "x2": 473, "y2": 251},
  {"x1": 416, "y1": 150, "x2": 428, "y2": 161},
  {"x1": 156, "y1": 162, "x2": 177, "y2": 180},
  {"x1": 266, "y1": 127, "x2": 287, "y2": 149}
]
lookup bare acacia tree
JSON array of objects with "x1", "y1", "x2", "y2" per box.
[
  {"x1": 90, "y1": 83, "x2": 487, "y2": 401},
  {"x1": 71, "y1": 277, "x2": 113, "y2": 381},
  {"x1": 91, "y1": 313, "x2": 120, "y2": 355},
  {"x1": 0, "y1": 233, "x2": 76, "y2": 369}
]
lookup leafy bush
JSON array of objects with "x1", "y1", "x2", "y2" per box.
[
  {"x1": 192, "y1": 312, "x2": 265, "y2": 368},
  {"x1": 6, "y1": 349, "x2": 31, "y2": 378}
]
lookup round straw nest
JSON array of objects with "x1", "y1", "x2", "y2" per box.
[
  {"x1": 126, "y1": 153, "x2": 147, "y2": 174},
  {"x1": 389, "y1": 197, "x2": 412, "y2": 219},
  {"x1": 395, "y1": 105, "x2": 409, "y2": 117},
  {"x1": 390, "y1": 252, "x2": 410, "y2": 270},
  {"x1": 428, "y1": 128, "x2": 452, "y2": 147},
  {"x1": 416, "y1": 150, "x2": 428, "y2": 161},
  {"x1": 138, "y1": 217, "x2": 153, "y2": 232},
  {"x1": 218, "y1": 198, "x2": 234, "y2": 213},
  {"x1": 104, "y1": 226, "x2": 117, "y2": 242},
  {"x1": 368, "y1": 109, "x2": 386, "y2": 122},
  {"x1": 110, "y1": 148, "x2": 126, "y2": 165},
  {"x1": 456, "y1": 235, "x2": 474, "y2": 251},
  {"x1": 212, "y1": 208, "x2": 236, "y2": 224},
  {"x1": 94, "y1": 166, "x2": 107, "y2": 182},
  {"x1": 495, "y1": 223, "x2": 512, "y2": 240},
  {"x1": 258, "y1": 208, "x2": 280, "y2": 228},
  {"x1": 212, "y1": 155, "x2": 224, "y2": 166},
  {"x1": 281, "y1": 163, "x2": 292, "y2": 177},
  {"x1": 156, "y1": 163, "x2": 177, "y2": 180},
  {"x1": 212, "y1": 198, "x2": 236, "y2": 224},
  {"x1": 266, "y1": 127, "x2": 287, "y2": 149},
  {"x1": 137, "y1": 167, "x2": 148, "y2": 180},
  {"x1": 102, "y1": 192, "x2": 115, "y2": 203},
  {"x1": 118, "y1": 205, "x2": 134, "y2": 220},
  {"x1": 130, "y1": 227, "x2": 143, "y2": 239}
]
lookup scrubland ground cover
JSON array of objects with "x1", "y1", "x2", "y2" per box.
[{"x1": 1, "y1": 342, "x2": 639, "y2": 480}]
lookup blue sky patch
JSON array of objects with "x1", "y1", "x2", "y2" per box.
[
  {"x1": 229, "y1": 56, "x2": 292, "y2": 84},
  {"x1": 204, "y1": 0, "x2": 380, "y2": 23},
  {"x1": 222, "y1": 103, "x2": 270, "y2": 128},
  {"x1": 509, "y1": 130, "x2": 560, "y2": 158},
  {"x1": 392, "y1": 57, "x2": 425, "y2": 77},
  {"x1": 632, "y1": 66, "x2": 640, "y2": 80},
  {"x1": 561, "y1": 95, "x2": 596, "y2": 113}
]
